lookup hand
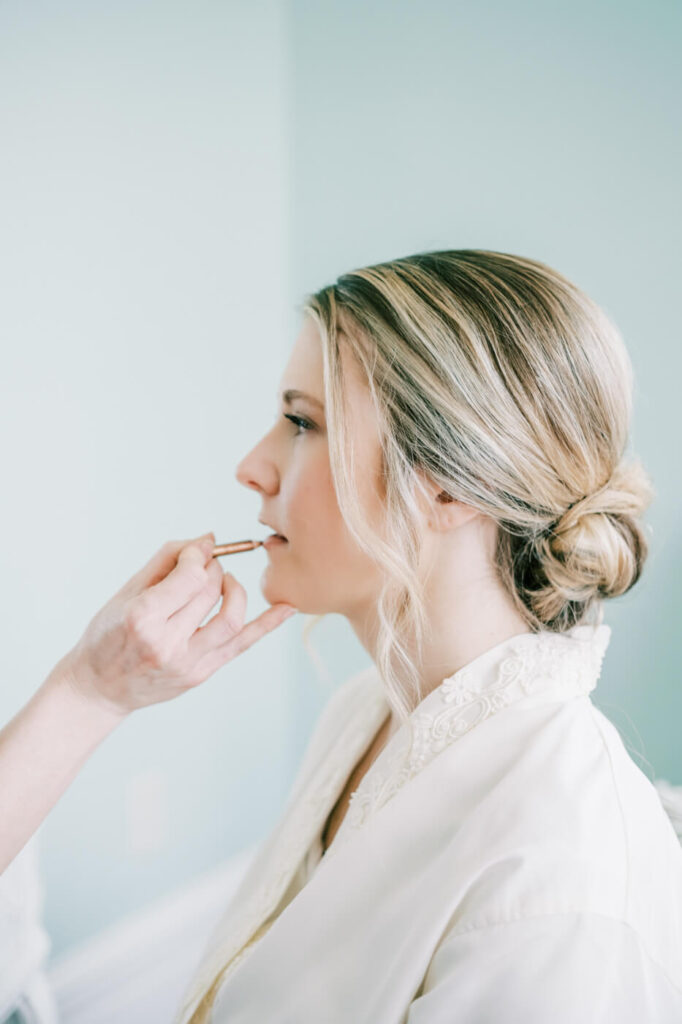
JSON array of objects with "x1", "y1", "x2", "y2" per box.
[{"x1": 56, "y1": 533, "x2": 297, "y2": 717}]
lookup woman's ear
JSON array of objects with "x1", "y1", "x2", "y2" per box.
[{"x1": 416, "y1": 471, "x2": 480, "y2": 533}]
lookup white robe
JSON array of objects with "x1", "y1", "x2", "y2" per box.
[{"x1": 174, "y1": 622, "x2": 682, "y2": 1023}]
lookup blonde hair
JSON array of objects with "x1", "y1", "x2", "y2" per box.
[{"x1": 301, "y1": 249, "x2": 654, "y2": 723}]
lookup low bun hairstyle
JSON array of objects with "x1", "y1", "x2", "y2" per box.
[
  {"x1": 302, "y1": 249, "x2": 655, "y2": 721},
  {"x1": 504, "y1": 457, "x2": 653, "y2": 634}
]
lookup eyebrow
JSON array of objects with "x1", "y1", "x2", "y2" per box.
[{"x1": 279, "y1": 388, "x2": 325, "y2": 410}]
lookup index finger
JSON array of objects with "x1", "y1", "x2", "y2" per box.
[
  {"x1": 116, "y1": 539, "x2": 190, "y2": 600},
  {"x1": 189, "y1": 603, "x2": 298, "y2": 680},
  {"x1": 144, "y1": 541, "x2": 214, "y2": 619},
  {"x1": 118, "y1": 534, "x2": 215, "y2": 600}
]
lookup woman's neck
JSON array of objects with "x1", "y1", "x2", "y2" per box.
[{"x1": 346, "y1": 523, "x2": 531, "y2": 707}]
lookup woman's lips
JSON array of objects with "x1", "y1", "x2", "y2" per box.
[{"x1": 263, "y1": 533, "x2": 288, "y2": 549}]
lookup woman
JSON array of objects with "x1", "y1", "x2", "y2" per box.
[
  {"x1": 175, "y1": 250, "x2": 682, "y2": 1022},
  {"x1": 3, "y1": 249, "x2": 680, "y2": 1021}
]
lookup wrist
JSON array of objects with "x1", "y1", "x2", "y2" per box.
[{"x1": 46, "y1": 656, "x2": 130, "y2": 731}]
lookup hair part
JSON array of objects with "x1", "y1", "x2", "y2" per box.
[{"x1": 301, "y1": 249, "x2": 654, "y2": 724}]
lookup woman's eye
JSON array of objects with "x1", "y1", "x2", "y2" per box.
[{"x1": 283, "y1": 413, "x2": 313, "y2": 435}]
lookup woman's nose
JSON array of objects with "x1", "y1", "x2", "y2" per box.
[
  {"x1": 235, "y1": 444, "x2": 278, "y2": 495},
  {"x1": 234, "y1": 452, "x2": 258, "y2": 490}
]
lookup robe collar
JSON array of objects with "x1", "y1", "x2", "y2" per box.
[
  {"x1": 175, "y1": 620, "x2": 611, "y2": 1023},
  {"x1": 328, "y1": 621, "x2": 612, "y2": 858}
]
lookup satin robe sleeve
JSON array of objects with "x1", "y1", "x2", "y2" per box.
[{"x1": 405, "y1": 911, "x2": 682, "y2": 1023}]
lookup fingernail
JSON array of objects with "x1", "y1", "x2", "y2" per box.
[{"x1": 282, "y1": 606, "x2": 298, "y2": 616}]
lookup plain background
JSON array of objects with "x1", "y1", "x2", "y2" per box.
[{"x1": 0, "y1": 0, "x2": 680, "y2": 959}]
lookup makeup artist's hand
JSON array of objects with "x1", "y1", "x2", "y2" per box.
[{"x1": 55, "y1": 533, "x2": 298, "y2": 717}]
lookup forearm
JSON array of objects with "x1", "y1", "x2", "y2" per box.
[{"x1": 0, "y1": 658, "x2": 128, "y2": 874}]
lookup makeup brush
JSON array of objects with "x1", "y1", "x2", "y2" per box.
[{"x1": 212, "y1": 539, "x2": 264, "y2": 556}]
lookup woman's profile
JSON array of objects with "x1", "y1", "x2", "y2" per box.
[
  {"x1": 2, "y1": 249, "x2": 681, "y2": 1022},
  {"x1": 176, "y1": 249, "x2": 682, "y2": 1022}
]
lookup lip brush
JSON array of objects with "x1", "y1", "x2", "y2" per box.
[{"x1": 211, "y1": 539, "x2": 265, "y2": 557}]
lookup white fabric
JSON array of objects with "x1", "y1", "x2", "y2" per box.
[
  {"x1": 174, "y1": 622, "x2": 682, "y2": 1023},
  {"x1": 0, "y1": 832, "x2": 58, "y2": 1024}
]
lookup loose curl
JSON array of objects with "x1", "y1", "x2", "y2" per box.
[{"x1": 301, "y1": 249, "x2": 655, "y2": 722}]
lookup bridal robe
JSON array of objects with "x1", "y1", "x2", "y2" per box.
[{"x1": 174, "y1": 622, "x2": 682, "y2": 1023}]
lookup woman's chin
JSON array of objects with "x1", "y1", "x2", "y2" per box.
[{"x1": 259, "y1": 573, "x2": 296, "y2": 610}]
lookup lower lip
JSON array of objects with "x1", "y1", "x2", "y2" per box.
[{"x1": 263, "y1": 535, "x2": 288, "y2": 549}]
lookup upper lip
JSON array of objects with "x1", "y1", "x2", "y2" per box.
[{"x1": 258, "y1": 518, "x2": 287, "y2": 538}]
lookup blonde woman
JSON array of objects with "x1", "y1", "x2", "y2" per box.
[
  {"x1": 2, "y1": 250, "x2": 680, "y2": 1021},
  {"x1": 176, "y1": 250, "x2": 682, "y2": 1021}
]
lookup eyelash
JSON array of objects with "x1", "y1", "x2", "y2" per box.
[{"x1": 283, "y1": 413, "x2": 314, "y2": 435}]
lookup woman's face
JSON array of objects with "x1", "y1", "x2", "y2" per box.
[{"x1": 235, "y1": 315, "x2": 386, "y2": 618}]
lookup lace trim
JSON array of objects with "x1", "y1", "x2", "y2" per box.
[{"x1": 328, "y1": 629, "x2": 608, "y2": 848}]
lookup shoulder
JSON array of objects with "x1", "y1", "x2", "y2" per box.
[
  {"x1": 301, "y1": 665, "x2": 381, "y2": 745},
  {"x1": 410, "y1": 910, "x2": 682, "y2": 1021},
  {"x1": 327, "y1": 664, "x2": 382, "y2": 720},
  {"x1": 310, "y1": 665, "x2": 382, "y2": 750},
  {"x1": 427, "y1": 696, "x2": 682, "y2": 980},
  {"x1": 281, "y1": 665, "x2": 382, "y2": 809}
]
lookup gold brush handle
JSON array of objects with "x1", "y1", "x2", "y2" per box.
[{"x1": 212, "y1": 540, "x2": 264, "y2": 557}]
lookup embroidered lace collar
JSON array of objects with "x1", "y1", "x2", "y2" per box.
[{"x1": 326, "y1": 621, "x2": 612, "y2": 855}]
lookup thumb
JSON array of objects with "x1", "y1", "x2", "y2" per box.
[
  {"x1": 197, "y1": 532, "x2": 216, "y2": 560},
  {"x1": 121, "y1": 533, "x2": 215, "y2": 597}
]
